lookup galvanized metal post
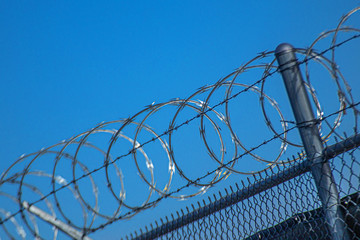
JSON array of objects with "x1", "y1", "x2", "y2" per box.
[{"x1": 275, "y1": 43, "x2": 349, "y2": 240}]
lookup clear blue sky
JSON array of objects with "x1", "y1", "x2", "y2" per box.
[{"x1": 1, "y1": 1, "x2": 359, "y2": 239}]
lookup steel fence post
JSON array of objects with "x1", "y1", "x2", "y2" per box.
[{"x1": 275, "y1": 43, "x2": 349, "y2": 240}]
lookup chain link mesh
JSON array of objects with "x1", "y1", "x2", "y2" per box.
[{"x1": 129, "y1": 138, "x2": 360, "y2": 240}]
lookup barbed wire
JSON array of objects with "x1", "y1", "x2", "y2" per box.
[{"x1": 0, "y1": 6, "x2": 359, "y2": 239}]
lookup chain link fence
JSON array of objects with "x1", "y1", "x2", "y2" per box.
[{"x1": 128, "y1": 135, "x2": 360, "y2": 239}]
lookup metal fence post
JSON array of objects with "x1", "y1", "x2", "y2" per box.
[{"x1": 275, "y1": 43, "x2": 350, "y2": 240}]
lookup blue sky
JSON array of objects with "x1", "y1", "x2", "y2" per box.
[{"x1": 1, "y1": 1, "x2": 359, "y2": 239}]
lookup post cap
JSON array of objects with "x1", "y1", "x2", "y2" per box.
[{"x1": 275, "y1": 43, "x2": 294, "y2": 55}]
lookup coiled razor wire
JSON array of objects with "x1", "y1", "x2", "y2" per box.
[{"x1": 0, "y1": 6, "x2": 359, "y2": 239}]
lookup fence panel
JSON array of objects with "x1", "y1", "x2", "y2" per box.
[{"x1": 130, "y1": 138, "x2": 360, "y2": 240}]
